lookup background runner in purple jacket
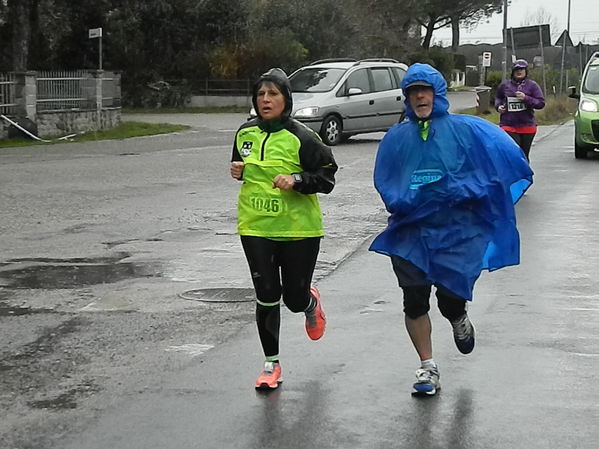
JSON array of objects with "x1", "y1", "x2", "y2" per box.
[{"x1": 495, "y1": 59, "x2": 545, "y2": 161}]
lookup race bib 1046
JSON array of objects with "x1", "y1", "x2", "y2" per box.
[{"x1": 248, "y1": 193, "x2": 283, "y2": 216}]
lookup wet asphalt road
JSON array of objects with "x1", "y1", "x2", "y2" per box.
[{"x1": 2, "y1": 92, "x2": 599, "y2": 448}]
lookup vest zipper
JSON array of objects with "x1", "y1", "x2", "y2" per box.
[{"x1": 260, "y1": 132, "x2": 270, "y2": 161}]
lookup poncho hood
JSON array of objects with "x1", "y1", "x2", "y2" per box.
[{"x1": 401, "y1": 63, "x2": 449, "y2": 120}]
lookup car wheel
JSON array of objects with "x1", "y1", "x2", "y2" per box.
[
  {"x1": 574, "y1": 141, "x2": 589, "y2": 159},
  {"x1": 320, "y1": 116, "x2": 342, "y2": 146}
]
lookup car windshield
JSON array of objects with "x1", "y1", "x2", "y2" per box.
[
  {"x1": 583, "y1": 66, "x2": 599, "y2": 94},
  {"x1": 289, "y1": 68, "x2": 346, "y2": 93}
]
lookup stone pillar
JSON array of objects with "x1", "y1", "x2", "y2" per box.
[
  {"x1": 114, "y1": 72, "x2": 122, "y2": 107},
  {"x1": 14, "y1": 71, "x2": 37, "y2": 120}
]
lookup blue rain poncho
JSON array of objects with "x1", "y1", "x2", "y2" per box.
[{"x1": 369, "y1": 63, "x2": 533, "y2": 300}]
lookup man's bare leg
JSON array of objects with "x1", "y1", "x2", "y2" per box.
[{"x1": 405, "y1": 313, "x2": 432, "y2": 361}]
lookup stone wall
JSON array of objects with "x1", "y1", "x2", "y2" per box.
[
  {"x1": 0, "y1": 70, "x2": 121, "y2": 141},
  {"x1": 1, "y1": 108, "x2": 121, "y2": 140},
  {"x1": 185, "y1": 95, "x2": 251, "y2": 108},
  {"x1": 0, "y1": 120, "x2": 9, "y2": 139},
  {"x1": 37, "y1": 108, "x2": 121, "y2": 138}
]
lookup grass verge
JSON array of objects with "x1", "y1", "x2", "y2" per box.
[
  {"x1": 461, "y1": 95, "x2": 577, "y2": 126},
  {"x1": 0, "y1": 121, "x2": 189, "y2": 149}
]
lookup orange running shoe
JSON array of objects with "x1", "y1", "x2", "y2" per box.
[
  {"x1": 305, "y1": 286, "x2": 326, "y2": 340},
  {"x1": 255, "y1": 362, "x2": 282, "y2": 390}
]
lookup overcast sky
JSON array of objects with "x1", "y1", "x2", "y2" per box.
[{"x1": 433, "y1": 0, "x2": 599, "y2": 45}]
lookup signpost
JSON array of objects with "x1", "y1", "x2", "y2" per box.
[
  {"x1": 482, "y1": 52, "x2": 492, "y2": 67},
  {"x1": 88, "y1": 27, "x2": 103, "y2": 70},
  {"x1": 480, "y1": 51, "x2": 492, "y2": 85},
  {"x1": 559, "y1": 0, "x2": 572, "y2": 93},
  {"x1": 506, "y1": 24, "x2": 551, "y2": 49}
]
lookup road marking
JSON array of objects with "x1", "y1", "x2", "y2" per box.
[
  {"x1": 79, "y1": 299, "x2": 135, "y2": 312},
  {"x1": 558, "y1": 307, "x2": 599, "y2": 311},
  {"x1": 165, "y1": 343, "x2": 214, "y2": 356}
]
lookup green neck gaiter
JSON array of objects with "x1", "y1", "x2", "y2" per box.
[
  {"x1": 418, "y1": 119, "x2": 430, "y2": 141},
  {"x1": 260, "y1": 118, "x2": 285, "y2": 133}
]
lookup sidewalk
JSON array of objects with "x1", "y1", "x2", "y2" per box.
[{"x1": 536, "y1": 122, "x2": 569, "y2": 142}]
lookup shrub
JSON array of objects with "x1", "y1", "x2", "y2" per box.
[
  {"x1": 535, "y1": 95, "x2": 577, "y2": 125},
  {"x1": 485, "y1": 71, "x2": 502, "y2": 105},
  {"x1": 528, "y1": 67, "x2": 580, "y2": 96}
]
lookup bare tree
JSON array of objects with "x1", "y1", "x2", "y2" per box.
[{"x1": 520, "y1": 6, "x2": 561, "y2": 41}]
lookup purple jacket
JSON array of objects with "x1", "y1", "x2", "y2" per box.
[{"x1": 494, "y1": 78, "x2": 545, "y2": 128}]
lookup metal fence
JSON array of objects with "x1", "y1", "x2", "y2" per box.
[
  {"x1": 36, "y1": 70, "x2": 91, "y2": 112},
  {"x1": 0, "y1": 72, "x2": 17, "y2": 115},
  {"x1": 193, "y1": 79, "x2": 252, "y2": 96},
  {"x1": 0, "y1": 70, "x2": 121, "y2": 116}
]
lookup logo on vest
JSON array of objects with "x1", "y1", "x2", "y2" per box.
[
  {"x1": 409, "y1": 169, "x2": 443, "y2": 190},
  {"x1": 240, "y1": 141, "x2": 253, "y2": 157}
]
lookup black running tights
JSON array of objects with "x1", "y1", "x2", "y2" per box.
[
  {"x1": 241, "y1": 236, "x2": 321, "y2": 358},
  {"x1": 505, "y1": 131, "x2": 536, "y2": 161}
]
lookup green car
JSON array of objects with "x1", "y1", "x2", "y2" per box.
[{"x1": 570, "y1": 51, "x2": 599, "y2": 159}]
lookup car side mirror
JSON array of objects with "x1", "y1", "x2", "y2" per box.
[
  {"x1": 568, "y1": 85, "x2": 580, "y2": 100},
  {"x1": 347, "y1": 87, "x2": 363, "y2": 96}
]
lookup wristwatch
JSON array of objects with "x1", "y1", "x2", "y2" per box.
[{"x1": 292, "y1": 173, "x2": 303, "y2": 184}]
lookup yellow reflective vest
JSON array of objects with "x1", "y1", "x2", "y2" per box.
[{"x1": 233, "y1": 119, "x2": 336, "y2": 238}]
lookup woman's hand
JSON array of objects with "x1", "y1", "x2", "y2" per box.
[
  {"x1": 272, "y1": 174, "x2": 295, "y2": 190},
  {"x1": 230, "y1": 161, "x2": 244, "y2": 180},
  {"x1": 515, "y1": 91, "x2": 526, "y2": 100},
  {"x1": 497, "y1": 104, "x2": 506, "y2": 113}
]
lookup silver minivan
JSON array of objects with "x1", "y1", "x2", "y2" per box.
[{"x1": 252, "y1": 58, "x2": 408, "y2": 145}]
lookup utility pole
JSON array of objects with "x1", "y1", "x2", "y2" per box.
[
  {"x1": 559, "y1": 0, "x2": 572, "y2": 93},
  {"x1": 539, "y1": 26, "x2": 547, "y2": 95},
  {"x1": 502, "y1": 0, "x2": 508, "y2": 81}
]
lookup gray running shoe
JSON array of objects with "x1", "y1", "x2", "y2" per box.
[
  {"x1": 412, "y1": 367, "x2": 440, "y2": 396},
  {"x1": 452, "y1": 313, "x2": 475, "y2": 354}
]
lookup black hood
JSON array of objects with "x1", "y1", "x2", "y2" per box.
[{"x1": 252, "y1": 68, "x2": 293, "y2": 121}]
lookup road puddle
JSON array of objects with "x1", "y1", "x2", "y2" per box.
[
  {"x1": 0, "y1": 254, "x2": 161, "y2": 289},
  {"x1": 0, "y1": 302, "x2": 54, "y2": 316},
  {"x1": 179, "y1": 287, "x2": 255, "y2": 303},
  {"x1": 28, "y1": 391, "x2": 78, "y2": 409}
]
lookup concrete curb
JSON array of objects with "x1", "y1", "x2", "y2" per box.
[{"x1": 535, "y1": 120, "x2": 572, "y2": 143}]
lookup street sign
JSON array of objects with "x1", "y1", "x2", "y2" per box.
[
  {"x1": 507, "y1": 24, "x2": 551, "y2": 49},
  {"x1": 482, "y1": 52, "x2": 492, "y2": 67},
  {"x1": 88, "y1": 28, "x2": 102, "y2": 39},
  {"x1": 88, "y1": 28, "x2": 103, "y2": 69}
]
